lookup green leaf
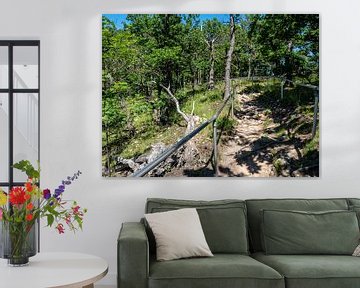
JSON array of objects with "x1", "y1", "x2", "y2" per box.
[
  {"x1": 47, "y1": 214, "x2": 54, "y2": 227},
  {"x1": 13, "y1": 160, "x2": 40, "y2": 180}
]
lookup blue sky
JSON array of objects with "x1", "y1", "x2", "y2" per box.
[{"x1": 103, "y1": 14, "x2": 231, "y2": 29}]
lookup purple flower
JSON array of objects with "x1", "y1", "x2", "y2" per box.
[
  {"x1": 54, "y1": 170, "x2": 82, "y2": 199},
  {"x1": 54, "y1": 189, "x2": 63, "y2": 198},
  {"x1": 43, "y1": 189, "x2": 51, "y2": 200}
]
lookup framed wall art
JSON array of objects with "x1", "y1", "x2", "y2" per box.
[{"x1": 102, "y1": 14, "x2": 319, "y2": 178}]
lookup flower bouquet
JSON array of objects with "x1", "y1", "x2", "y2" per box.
[{"x1": 0, "y1": 160, "x2": 87, "y2": 266}]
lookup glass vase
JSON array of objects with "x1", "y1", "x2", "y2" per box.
[{"x1": 0, "y1": 220, "x2": 37, "y2": 266}]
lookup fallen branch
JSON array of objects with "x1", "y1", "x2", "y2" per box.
[{"x1": 159, "y1": 83, "x2": 189, "y2": 122}]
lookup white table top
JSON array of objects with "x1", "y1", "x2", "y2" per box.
[{"x1": 0, "y1": 252, "x2": 108, "y2": 288}]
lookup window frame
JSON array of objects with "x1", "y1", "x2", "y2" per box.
[
  {"x1": 0, "y1": 40, "x2": 40, "y2": 252},
  {"x1": 0, "y1": 40, "x2": 40, "y2": 189}
]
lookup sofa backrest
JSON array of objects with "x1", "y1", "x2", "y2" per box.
[
  {"x1": 145, "y1": 198, "x2": 249, "y2": 255},
  {"x1": 348, "y1": 198, "x2": 360, "y2": 207},
  {"x1": 245, "y1": 198, "x2": 350, "y2": 252}
]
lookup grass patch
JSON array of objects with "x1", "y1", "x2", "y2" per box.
[
  {"x1": 303, "y1": 129, "x2": 319, "y2": 156},
  {"x1": 273, "y1": 158, "x2": 284, "y2": 176},
  {"x1": 182, "y1": 84, "x2": 223, "y2": 119},
  {"x1": 217, "y1": 116, "x2": 236, "y2": 132},
  {"x1": 275, "y1": 127, "x2": 287, "y2": 138},
  {"x1": 120, "y1": 125, "x2": 184, "y2": 159},
  {"x1": 262, "y1": 118, "x2": 272, "y2": 130}
]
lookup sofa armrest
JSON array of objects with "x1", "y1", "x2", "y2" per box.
[{"x1": 118, "y1": 222, "x2": 149, "y2": 288}]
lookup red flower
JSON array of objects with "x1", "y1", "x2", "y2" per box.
[
  {"x1": 56, "y1": 223, "x2": 65, "y2": 234},
  {"x1": 9, "y1": 187, "x2": 26, "y2": 205},
  {"x1": 26, "y1": 214, "x2": 33, "y2": 221},
  {"x1": 65, "y1": 214, "x2": 71, "y2": 225},
  {"x1": 26, "y1": 203, "x2": 34, "y2": 210},
  {"x1": 72, "y1": 205, "x2": 80, "y2": 215},
  {"x1": 24, "y1": 193, "x2": 31, "y2": 201},
  {"x1": 25, "y1": 182, "x2": 33, "y2": 192}
]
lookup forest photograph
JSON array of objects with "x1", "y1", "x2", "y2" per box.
[{"x1": 102, "y1": 14, "x2": 319, "y2": 177}]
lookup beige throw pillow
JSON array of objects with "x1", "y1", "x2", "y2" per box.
[
  {"x1": 145, "y1": 208, "x2": 213, "y2": 261},
  {"x1": 353, "y1": 244, "x2": 360, "y2": 256}
]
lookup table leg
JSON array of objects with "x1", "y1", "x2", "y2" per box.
[{"x1": 82, "y1": 284, "x2": 94, "y2": 288}]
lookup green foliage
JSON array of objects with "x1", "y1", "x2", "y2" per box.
[
  {"x1": 263, "y1": 108, "x2": 272, "y2": 116},
  {"x1": 13, "y1": 160, "x2": 40, "y2": 180},
  {"x1": 120, "y1": 126, "x2": 184, "y2": 159},
  {"x1": 217, "y1": 116, "x2": 236, "y2": 132},
  {"x1": 262, "y1": 118, "x2": 272, "y2": 130},
  {"x1": 127, "y1": 95, "x2": 154, "y2": 133},
  {"x1": 203, "y1": 18, "x2": 223, "y2": 43},
  {"x1": 250, "y1": 14, "x2": 319, "y2": 82},
  {"x1": 207, "y1": 89, "x2": 223, "y2": 101},
  {"x1": 303, "y1": 129, "x2": 319, "y2": 156},
  {"x1": 273, "y1": 158, "x2": 284, "y2": 176},
  {"x1": 182, "y1": 85, "x2": 223, "y2": 119},
  {"x1": 275, "y1": 127, "x2": 287, "y2": 138}
]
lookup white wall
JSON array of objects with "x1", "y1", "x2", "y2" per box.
[{"x1": 1, "y1": 0, "x2": 360, "y2": 286}]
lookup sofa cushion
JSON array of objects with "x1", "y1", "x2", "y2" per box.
[
  {"x1": 252, "y1": 252, "x2": 360, "y2": 288},
  {"x1": 261, "y1": 209, "x2": 359, "y2": 255},
  {"x1": 149, "y1": 254, "x2": 284, "y2": 288},
  {"x1": 246, "y1": 198, "x2": 349, "y2": 252},
  {"x1": 348, "y1": 205, "x2": 360, "y2": 228},
  {"x1": 146, "y1": 198, "x2": 249, "y2": 254},
  {"x1": 346, "y1": 199, "x2": 360, "y2": 229}
]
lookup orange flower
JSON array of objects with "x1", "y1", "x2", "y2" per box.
[
  {"x1": 24, "y1": 193, "x2": 31, "y2": 200},
  {"x1": 26, "y1": 203, "x2": 34, "y2": 210},
  {"x1": 26, "y1": 214, "x2": 33, "y2": 221},
  {"x1": 25, "y1": 182, "x2": 33, "y2": 192}
]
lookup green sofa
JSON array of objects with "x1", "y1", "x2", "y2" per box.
[{"x1": 118, "y1": 198, "x2": 360, "y2": 288}]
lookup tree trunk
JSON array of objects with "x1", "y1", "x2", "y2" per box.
[
  {"x1": 224, "y1": 15, "x2": 236, "y2": 100},
  {"x1": 189, "y1": 65, "x2": 196, "y2": 91},
  {"x1": 247, "y1": 57, "x2": 252, "y2": 79},
  {"x1": 285, "y1": 40, "x2": 294, "y2": 83},
  {"x1": 208, "y1": 40, "x2": 215, "y2": 89}
]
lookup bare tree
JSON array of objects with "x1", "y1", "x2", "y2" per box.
[
  {"x1": 203, "y1": 19, "x2": 222, "y2": 90},
  {"x1": 160, "y1": 84, "x2": 199, "y2": 164},
  {"x1": 224, "y1": 15, "x2": 236, "y2": 100}
]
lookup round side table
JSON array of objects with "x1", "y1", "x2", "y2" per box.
[{"x1": 0, "y1": 252, "x2": 108, "y2": 288}]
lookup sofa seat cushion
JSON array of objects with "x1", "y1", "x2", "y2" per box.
[
  {"x1": 149, "y1": 254, "x2": 284, "y2": 288},
  {"x1": 252, "y1": 252, "x2": 360, "y2": 288}
]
